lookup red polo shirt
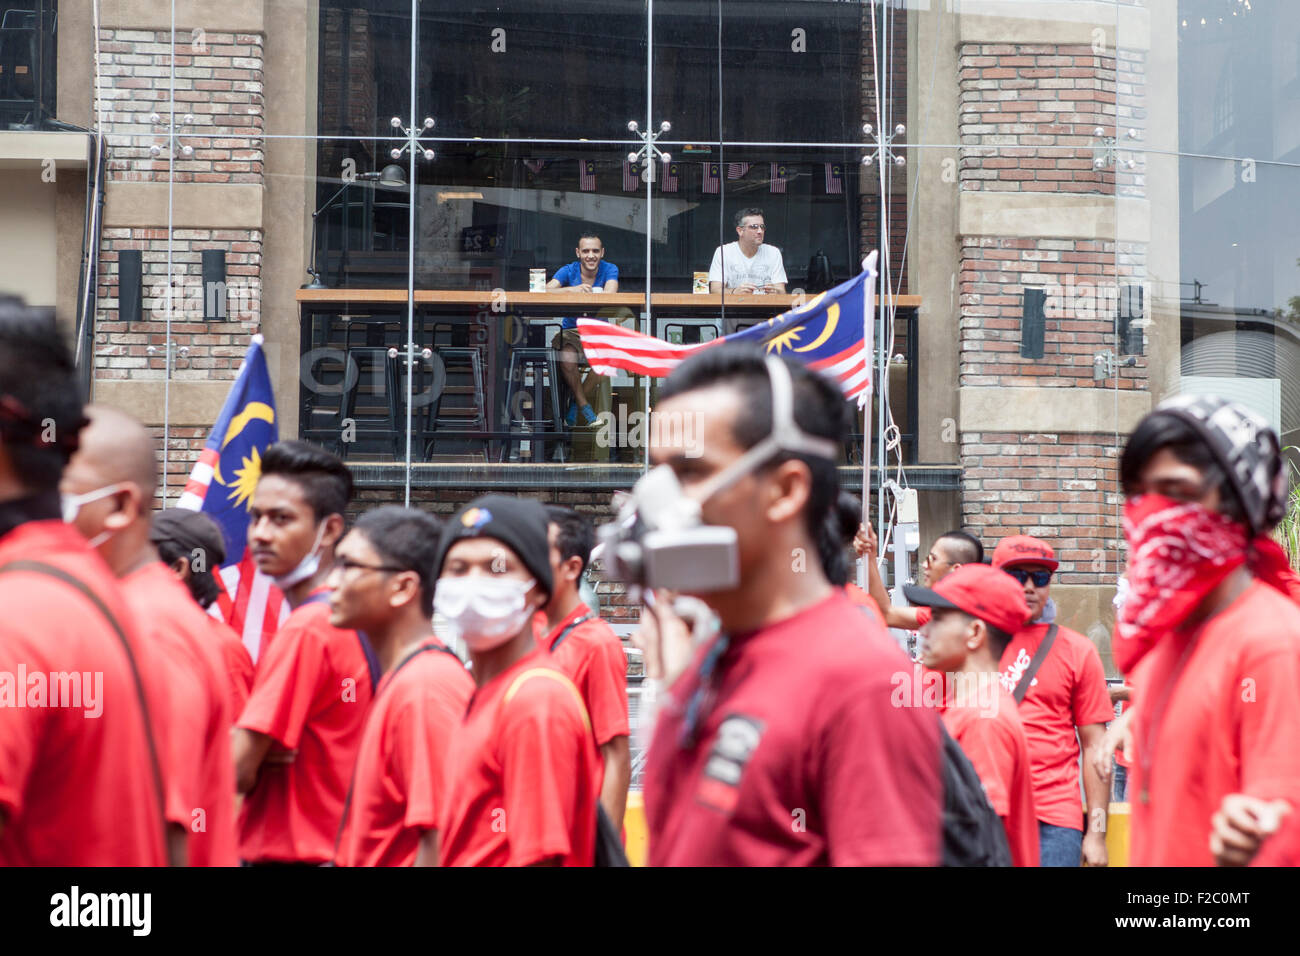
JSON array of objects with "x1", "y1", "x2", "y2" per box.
[
  {"x1": 644, "y1": 589, "x2": 943, "y2": 866},
  {"x1": 439, "y1": 649, "x2": 600, "y2": 867},
  {"x1": 942, "y1": 694, "x2": 1040, "y2": 867},
  {"x1": 237, "y1": 590, "x2": 375, "y2": 863},
  {"x1": 538, "y1": 602, "x2": 630, "y2": 755},
  {"x1": 998, "y1": 622, "x2": 1112, "y2": 830},
  {"x1": 336, "y1": 642, "x2": 473, "y2": 867},
  {"x1": 209, "y1": 615, "x2": 254, "y2": 717},
  {"x1": 0, "y1": 520, "x2": 166, "y2": 865},
  {"x1": 123, "y1": 561, "x2": 238, "y2": 866},
  {"x1": 1129, "y1": 582, "x2": 1300, "y2": 867}
]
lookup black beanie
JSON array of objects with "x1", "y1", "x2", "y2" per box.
[{"x1": 434, "y1": 495, "x2": 554, "y2": 601}]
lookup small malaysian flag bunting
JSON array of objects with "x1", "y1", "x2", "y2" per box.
[
  {"x1": 702, "y1": 162, "x2": 720, "y2": 194},
  {"x1": 770, "y1": 162, "x2": 788, "y2": 194},
  {"x1": 580, "y1": 159, "x2": 596, "y2": 191},
  {"x1": 825, "y1": 162, "x2": 844, "y2": 195},
  {"x1": 726, "y1": 162, "x2": 751, "y2": 180},
  {"x1": 661, "y1": 160, "x2": 679, "y2": 192},
  {"x1": 623, "y1": 160, "x2": 640, "y2": 191}
]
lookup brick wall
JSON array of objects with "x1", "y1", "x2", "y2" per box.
[
  {"x1": 94, "y1": 27, "x2": 266, "y2": 497},
  {"x1": 959, "y1": 432, "x2": 1120, "y2": 587},
  {"x1": 959, "y1": 43, "x2": 1116, "y2": 195},
  {"x1": 956, "y1": 32, "x2": 1148, "y2": 587}
]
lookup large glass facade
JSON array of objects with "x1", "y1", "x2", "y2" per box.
[{"x1": 2, "y1": 0, "x2": 1294, "y2": 672}]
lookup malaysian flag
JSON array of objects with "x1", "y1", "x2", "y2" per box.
[
  {"x1": 176, "y1": 335, "x2": 286, "y2": 660},
  {"x1": 661, "y1": 160, "x2": 679, "y2": 192},
  {"x1": 578, "y1": 253, "x2": 878, "y2": 406},
  {"x1": 825, "y1": 162, "x2": 844, "y2": 195},
  {"x1": 727, "y1": 162, "x2": 751, "y2": 180},
  {"x1": 623, "y1": 160, "x2": 640, "y2": 191},
  {"x1": 580, "y1": 159, "x2": 596, "y2": 191},
  {"x1": 770, "y1": 162, "x2": 789, "y2": 194},
  {"x1": 523, "y1": 158, "x2": 550, "y2": 175},
  {"x1": 702, "y1": 162, "x2": 720, "y2": 194}
]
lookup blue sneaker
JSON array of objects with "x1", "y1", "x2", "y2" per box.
[
  {"x1": 565, "y1": 401, "x2": 578, "y2": 426},
  {"x1": 580, "y1": 405, "x2": 599, "y2": 426}
]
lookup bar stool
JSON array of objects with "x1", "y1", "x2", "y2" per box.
[
  {"x1": 500, "y1": 347, "x2": 564, "y2": 463},
  {"x1": 428, "y1": 346, "x2": 488, "y2": 461}
]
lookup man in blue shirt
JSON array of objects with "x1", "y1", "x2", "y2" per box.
[{"x1": 546, "y1": 232, "x2": 619, "y2": 426}]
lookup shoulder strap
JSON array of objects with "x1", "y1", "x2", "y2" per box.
[
  {"x1": 549, "y1": 613, "x2": 593, "y2": 653},
  {"x1": 0, "y1": 560, "x2": 169, "y2": 859},
  {"x1": 331, "y1": 640, "x2": 462, "y2": 865},
  {"x1": 1013, "y1": 623, "x2": 1059, "y2": 705},
  {"x1": 503, "y1": 668, "x2": 592, "y2": 735},
  {"x1": 300, "y1": 591, "x2": 380, "y2": 696}
]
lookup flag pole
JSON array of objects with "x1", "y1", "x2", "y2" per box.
[{"x1": 858, "y1": 251, "x2": 877, "y2": 590}]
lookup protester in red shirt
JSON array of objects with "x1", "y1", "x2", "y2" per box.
[
  {"x1": 992, "y1": 534, "x2": 1112, "y2": 867},
  {"x1": 1116, "y1": 396, "x2": 1300, "y2": 867},
  {"x1": 233, "y1": 441, "x2": 375, "y2": 865},
  {"x1": 637, "y1": 345, "x2": 943, "y2": 866},
  {"x1": 540, "y1": 505, "x2": 630, "y2": 829},
  {"x1": 857, "y1": 524, "x2": 982, "y2": 632},
  {"x1": 0, "y1": 301, "x2": 168, "y2": 866},
  {"x1": 903, "y1": 564, "x2": 1039, "y2": 866},
  {"x1": 150, "y1": 507, "x2": 255, "y2": 715},
  {"x1": 436, "y1": 495, "x2": 600, "y2": 866},
  {"x1": 61, "y1": 405, "x2": 238, "y2": 867},
  {"x1": 329, "y1": 507, "x2": 473, "y2": 866}
]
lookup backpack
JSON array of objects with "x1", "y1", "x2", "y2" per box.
[{"x1": 938, "y1": 722, "x2": 1013, "y2": 867}]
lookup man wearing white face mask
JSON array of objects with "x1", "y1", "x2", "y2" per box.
[
  {"x1": 232, "y1": 440, "x2": 376, "y2": 866},
  {"x1": 434, "y1": 495, "x2": 601, "y2": 866},
  {"x1": 639, "y1": 344, "x2": 943, "y2": 866}
]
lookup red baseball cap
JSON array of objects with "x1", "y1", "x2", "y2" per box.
[
  {"x1": 991, "y1": 534, "x2": 1059, "y2": 571},
  {"x1": 904, "y1": 564, "x2": 1031, "y2": 637}
]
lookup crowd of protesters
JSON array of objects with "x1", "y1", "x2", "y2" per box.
[{"x1": 1, "y1": 293, "x2": 1299, "y2": 867}]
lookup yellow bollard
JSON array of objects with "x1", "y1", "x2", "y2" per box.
[{"x1": 624, "y1": 791, "x2": 648, "y2": 867}]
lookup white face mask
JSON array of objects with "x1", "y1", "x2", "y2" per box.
[
  {"x1": 271, "y1": 521, "x2": 327, "y2": 591},
  {"x1": 61, "y1": 483, "x2": 131, "y2": 549},
  {"x1": 433, "y1": 575, "x2": 536, "y2": 652}
]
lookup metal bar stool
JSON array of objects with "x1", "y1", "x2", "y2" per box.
[{"x1": 500, "y1": 347, "x2": 564, "y2": 463}]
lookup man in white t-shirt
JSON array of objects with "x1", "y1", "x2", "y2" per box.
[{"x1": 708, "y1": 208, "x2": 787, "y2": 296}]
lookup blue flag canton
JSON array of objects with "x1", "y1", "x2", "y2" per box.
[
  {"x1": 202, "y1": 342, "x2": 278, "y2": 565},
  {"x1": 732, "y1": 269, "x2": 869, "y2": 362}
]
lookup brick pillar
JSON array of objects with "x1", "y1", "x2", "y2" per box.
[
  {"x1": 954, "y1": 27, "x2": 1152, "y2": 660},
  {"x1": 93, "y1": 14, "x2": 265, "y2": 499}
]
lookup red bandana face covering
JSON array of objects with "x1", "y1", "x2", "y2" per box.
[
  {"x1": 1115, "y1": 494, "x2": 1300, "y2": 675},
  {"x1": 1113, "y1": 494, "x2": 1248, "y2": 675}
]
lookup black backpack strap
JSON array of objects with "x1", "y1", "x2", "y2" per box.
[
  {"x1": 550, "y1": 613, "x2": 593, "y2": 652},
  {"x1": 300, "y1": 591, "x2": 381, "y2": 696},
  {"x1": 0, "y1": 560, "x2": 170, "y2": 860},
  {"x1": 331, "y1": 640, "x2": 462, "y2": 865},
  {"x1": 1013, "y1": 623, "x2": 1059, "y2": 705}
]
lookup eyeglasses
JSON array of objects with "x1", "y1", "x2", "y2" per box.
[
  {"x1": 338, "y1": 558, "x2": 407, "y2": 576},
  {"x1": 741, "y1": 223, "x2": 766, "y2": 232},
  {"x1": 1004, "y1": 568, "x2": 1052, "y2": 588}
]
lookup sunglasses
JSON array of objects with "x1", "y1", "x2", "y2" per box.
[{"x1": 1004, "y1": 568, "x2": 1052, "y2": 588}]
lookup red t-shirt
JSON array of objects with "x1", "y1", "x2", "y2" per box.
[
  {"x1": 209, "y1": 615, "x2": 254, "y2": 718},
  {"x1": 439, "y1": 649, "x2": 600, "y2": 867},
  {"x1": 539, "y1": 603, "x2": 630, "y2": 753},
  {"x1": 942, "y1": 694, "x2": 1040, "y2": 867},
  {"x1": 0, "y1": 520, "x2": 167, "y2": 865},
  {"x1": 337, "y1": 642, "x2": 473, "y2": 867},
  {"x1": 998, "y1": 622, "x2": 1112, "y2": 830},
  {"x1": 123, "y1": 562, "x2": 238, "y2": 867},
  {"x1": 644, "y1": 590, "x2": 943, "y2": 866},
  {"x1": 237, "y1": 591, "x2": 375, "y2": 863},
  {"x1": 1128, "y1": 582, "x2": 1300, "y2": 867}
]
